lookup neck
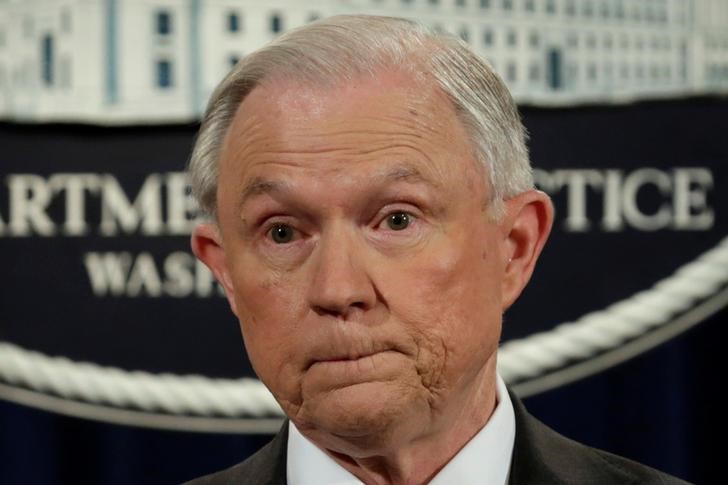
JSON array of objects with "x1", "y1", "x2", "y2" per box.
[{"x1": 319, "y1": 360, "x2": 498, "y2": 485}]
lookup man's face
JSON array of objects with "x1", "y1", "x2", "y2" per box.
[{"x1": 209, "y1": 71, "x2": 515, "y2": 453}]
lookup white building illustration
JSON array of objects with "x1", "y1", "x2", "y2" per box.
[{"x1": 0, "y1": 0, "x2": 726, "y2": 123}]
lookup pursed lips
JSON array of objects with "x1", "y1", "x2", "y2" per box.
[{"x1": 306, "y1": 349, "x2": 397, "y2": 370}]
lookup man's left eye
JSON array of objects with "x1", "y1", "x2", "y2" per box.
[
  {"x1": 385, "y1": 212, "x2": 412, "y2": 231},
  {"x1": 269, "y1": 224, "x2": 295, "y2": 244}
]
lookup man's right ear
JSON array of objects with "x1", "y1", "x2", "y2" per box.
[{"x1": 191, "y1": 223, "x2": 239, "y2": 316}]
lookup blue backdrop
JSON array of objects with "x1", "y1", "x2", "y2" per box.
[{"x1": 1, "y1": 97, "x2": 725, "y2": 484}]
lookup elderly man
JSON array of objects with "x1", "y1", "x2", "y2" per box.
[{"x1": 187, "y1": 15, "x2": 687, "y2": 485}]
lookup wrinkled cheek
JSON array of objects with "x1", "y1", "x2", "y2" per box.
[
  {"x1": 410, "y1": 328, "x2": 449, "y2": 392},
  {"x1": 387, "y1": 247, "x2": 501, "y2": 392}
]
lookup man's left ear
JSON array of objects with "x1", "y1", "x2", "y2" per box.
[{"x1": 500, "y1": 190, "x2": 554, "y2": 311}]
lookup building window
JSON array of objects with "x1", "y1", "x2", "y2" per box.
[
  {"x1": 480, "y1": 0, "x2": 490, "y2": 7},
  {"x1": 524, "y1": 0, "x2": 535, "y2": 11},
  {"x1": 567, "y1": 34, "x2": 578, "y2": 48},
  {"x1": 587, "y1": 64, "x2": 597, "y2": 80},
  {"x1": 657, "y1": 7, "x2": 668, "y2": 23},
  {"x1": 308, "y1": 13, "x2": 321, "y2": 22},
  {"x1": 567, "y1": 63, "x2": 578, "y2": 84},
  {"x1": 270, "y1": 13, "x2": 283, "y2": 33},
  {"x1": 546, "y1": 0, "x2": 556, "y2": 14},
  {"x1": 615, "y1": 1, "x2": 625, "y2": 18},
  {"x1": 587, "y1": 35, "x2": 596, "y2": 49},
  {"x1": 228, "y1": 12, "x2": 240, "y2": 32},
  {"x1": 229, "y1": 55, "x2": 239, "y2": 68},
  {"x1": 502, "y1": 0, "x2": 513, "y2": 11},
  {"x1": 507, "y1": 30, "x2": 517, "y2": 46},
  {"x1": 506, "y1": 62, "x2": 517, "y2": 82},
  {"x1": 583, "y1": 1, "x2": 594, "y2": 18},
  {"x1": 459, "y1": 26, "x2": 470, "y2": 43},
  {"x1": 529, "y1": 63, "x2": 540, "y2": 82},
  {"x1": 603, "y1": 34, "x2": 612, "y2": 49},
  {"x1": 600, "y1": 1, "x2": 610, "y2": 18},
  {"x1": 483, "y1": 29, "x2": 494, "y2": 46},
  {"x1": 547, "y1": 49, "x2": 563, "y2": 89},
  {"x1": 156, "y1": 11, "x2": 171, "y2": 35},
  {"x1": 60, "y1": 55, "x2": 71, "y2": 88},
  {"x1": 633, "y1": 5, "x2": 642, "y2": 21},
  {"x1": 456, "y1": 0, "x2": 466, "y2": 7},
  {"x1": 529, "y1": 32, "x2": 539, "y2": 48},
  {"x1": 429, "y1": 0, "x2": 440, "y2": 4},
  {"x1": 23, "y1": 16, "x2": 34, "y2": 38},
  {"x1": 41, "y1": 34, "x2": 54, "y2": 86},
  {"x1": 620, "y1": 64, "x2": 629, "y2": 79},
  {"x1": 565, "y1": 0, "x2": 576, "y2": 16},
  {"x1": 645, "y1": 6, "x2": 655, "y2": 23},
  {"x1": 157, "y1": 59, "x2": 172, "y2": 88},
  {"x1": 61, "y1": 8, "x2": 72, "y2": 34},
  {"x1": 650, "y1": 64, "x2": 659, "y2": 79}
]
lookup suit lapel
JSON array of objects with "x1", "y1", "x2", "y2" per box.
[
  {"x1": 507, "y1": 389, "x2": 564, "y2": 485},
  {"x1": 242, "y1": 421, "x2": 289, "y2": 484}
]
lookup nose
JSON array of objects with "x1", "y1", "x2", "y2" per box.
[{"x1": 306, "y1": 226, "x2": 377, "y2": 319}]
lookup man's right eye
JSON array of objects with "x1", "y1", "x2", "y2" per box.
[{"x1": 269, "y1": 224, "x2": 295, "y2": 244}]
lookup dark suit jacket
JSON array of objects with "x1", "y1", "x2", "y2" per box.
[{"x1": 186, "y1": 391, "x2": 691, "y2": 484}]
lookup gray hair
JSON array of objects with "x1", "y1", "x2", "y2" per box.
[{"x1": 188, "y1": 14, "x2": 533, "y2": 219}]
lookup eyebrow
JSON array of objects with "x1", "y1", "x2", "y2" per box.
[
  {"x1": 239, "y1": 177, "x2": 283, "y2": 203},
  {"x1": 236, "y1": 177, "x2": 289, "y2": 214},
  {"x1": 238, "y1": 163, "x2": 440, "y2": 207},
  {"x1": 382, "y1": 165, "x2": 440, "y2": 188}
]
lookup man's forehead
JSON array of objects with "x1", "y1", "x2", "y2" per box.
[
  {"x1": 222, "y1": 71, "x2": 464, "y2": 160},
  {"x1": 217, "y1": 68, "x2": 486, "y2": 212},
  {"x1": 237, "y1": 162, "x2": 443, "y2": 207}
]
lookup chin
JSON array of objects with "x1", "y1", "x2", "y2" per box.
[{"x1": 294, "y1": 380, "x2": 429, "y2": 453}]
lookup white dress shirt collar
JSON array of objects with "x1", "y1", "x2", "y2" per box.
[{"x1": 287, "y1": 374, "x2": 515, "y2": 485}]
